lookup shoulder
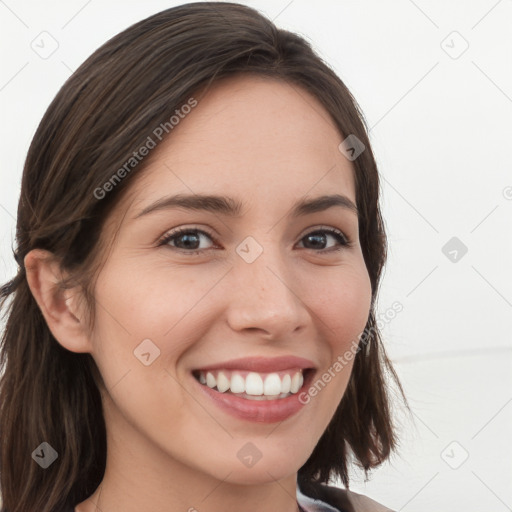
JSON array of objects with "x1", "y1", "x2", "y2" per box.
[
  {"x1": 305, "y1": 481, "x2": 395, "y2": 512},
  {"x1": 343, "y1": 488, "x2": 394, "y2": 512}
]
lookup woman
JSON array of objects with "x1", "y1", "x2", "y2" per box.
[{"x1": 0, "y1": 3, "x2": 406, "y2": 511}]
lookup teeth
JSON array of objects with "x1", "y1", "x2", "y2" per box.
[
  {"x1": 197, "y1": 369, "x2": 305, "y2": 398},
  {"x1": 216, "y1": 371, "x2": 230, "y2": 393},
  {"x1": 281, "y1": 374, "x2": 291, "y2": 394},
  {"x1": 290, "y1": 372, "x2": 302, "y2": 393},
  {"x1": 263, "y1": 373, "x2": 282, "y2": 396},
  {"x1": 206, "y1": 372, "x2": 216, "y2": 388},
  {"x1": 230, "y1": 373, "x2": 245, "y2": 393},
  {"x1": 246, "y1": 372, "x2": 263, "y2": 395}
]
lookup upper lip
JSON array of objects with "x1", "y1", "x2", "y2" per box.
[{"x1": 193, "y1": 355, "x2": 316, "y2": 373}]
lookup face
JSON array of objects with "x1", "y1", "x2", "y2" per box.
[{"x1": 87, "y1": 75, "x2": 372, "y2": 485}]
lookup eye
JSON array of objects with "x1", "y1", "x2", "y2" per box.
[
  {"x1": 297, "y1": 228, "x2": 351, "y2": 252},
  {"x1": 158, "y1": 227, "x2": 216, "y2": 254}
]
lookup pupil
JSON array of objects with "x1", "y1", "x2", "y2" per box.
[
  {"x1": 306, "y1": 233, "x2": 325, "y2": 249},
  {"x1": 179, "y1": 233, "x2": 199, "y2": 249}
]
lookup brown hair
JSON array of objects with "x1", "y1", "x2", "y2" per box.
[{"x1": 0, "y1": 2, "x2": 406, "y2": 510}]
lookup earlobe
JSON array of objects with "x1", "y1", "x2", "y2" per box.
[{"x1": 24, "y1": 249, "x2": 93, "y2": 354}]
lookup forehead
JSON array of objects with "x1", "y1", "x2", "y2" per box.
[{"x1": 115, "y1": 74, "x2": 356, "y2": 223}]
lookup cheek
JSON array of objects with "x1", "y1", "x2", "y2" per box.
[
  {"x1": 93, "y1": 260, "x2": 214, "y2": 339},
  {"x1": 297, "y1": 264, "x2": 371, "y2": 426},
  {"x1": 88, "y1": 264, "x2": 196, "y2": 421},
  {"x1": 88, "y1": 260, "x2": 224, "y2": 391},
  {"x1": 306, "y1": 263, "x2": 372, "y2": 352}
]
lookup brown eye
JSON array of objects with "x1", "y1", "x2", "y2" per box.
[
  {"x1": 298, "y1": 228, "x2": 350, "y2": 252},
  {"x1": 159, "y1": 228, "x2": 216, "y2": 254}
]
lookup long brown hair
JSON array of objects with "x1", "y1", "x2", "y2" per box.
[{"x1": 0, "y1": 2, "x2": 406, "y2": 510}]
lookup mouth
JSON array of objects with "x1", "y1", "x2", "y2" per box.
[
  {"x1": 190, "y1": 365, "x2": 317, "y2": 423},
  {"x1": 191, "y1": 367, "x2": 316, "y2": 401}
]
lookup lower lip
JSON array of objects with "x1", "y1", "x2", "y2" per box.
[{"x1": 191, "y1": 370, "x2": 315, "y2": 423}]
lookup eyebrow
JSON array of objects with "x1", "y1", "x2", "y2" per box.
[{"x1": 133, "y1": 193, "x2": 358, "y2": 219}]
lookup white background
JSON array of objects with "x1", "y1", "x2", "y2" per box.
[{"x1": 1, "y1": 1, "x2": 511, "y2": 510}]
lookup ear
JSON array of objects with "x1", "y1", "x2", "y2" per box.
[{"x1": 24, "y1": 249, "x2": 93, "y2": 354}]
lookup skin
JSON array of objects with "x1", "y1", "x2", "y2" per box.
[{"x1": 25, "y1": 75, "x2": 372, "y2": 512}]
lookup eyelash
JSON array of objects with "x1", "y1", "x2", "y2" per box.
[{"x1": 157, "y1": 226, "x2": 353, "y2": 255}]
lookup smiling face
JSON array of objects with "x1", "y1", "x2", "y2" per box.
[{"x1": 84, "y1": 74, "x2": 372, "y2": 500}]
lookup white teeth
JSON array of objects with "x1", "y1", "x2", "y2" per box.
[
  {"x1": 263, "y1": 373, "x2": 282, "y2": 396},
  {"x1": 206, "y1": 371, "x2": 216, "y2": 389},
  {"x1": 245, "y1": 372, "x2": 264, "y2": 395},
  {"x1": 281, "y1": 374, "x2": 291, "y2": 394},
  {"x1": 197, "y1": 369, "x2": 306, "y2": 397},
  {"x1": 216, "y1": 371, "x2": 230, "y2": 393},
  {"x1": 230, "y1": 373, "x2": 245, "y2": 393},
  {"x1": 290, "y1": 372, "x2": 303, "y2": 393}
]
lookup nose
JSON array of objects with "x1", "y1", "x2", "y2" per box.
[{"x1": 225, "y1": 243, "x2": 310, "y2": 339}]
